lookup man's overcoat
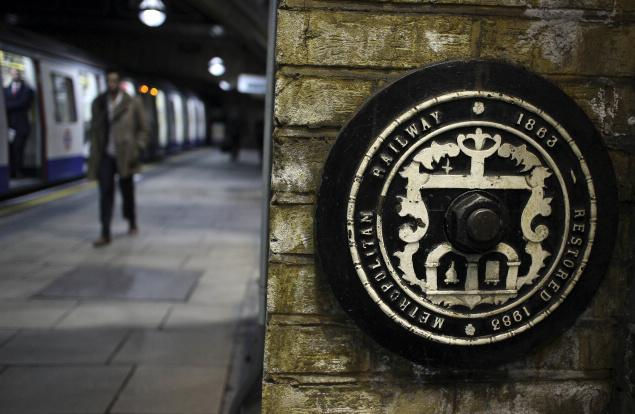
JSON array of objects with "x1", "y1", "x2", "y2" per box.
[{"x1": 88, "y1": 92, "x2": 148, "y2": 179}]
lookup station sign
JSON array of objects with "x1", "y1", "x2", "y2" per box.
[
  {"x1": 316, "y1": 61, "x2": 617, "y2": 365},
  {"x1": 237, "y1": 74, "x2": 266, "y2": 95}
]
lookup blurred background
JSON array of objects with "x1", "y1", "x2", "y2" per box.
[{"x1": 0, "y1": 1, "x2": 275, "y2": 413}]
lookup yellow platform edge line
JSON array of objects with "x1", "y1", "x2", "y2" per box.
[
  {"x1": 0, "y1": 181, "x2": 97, "y2": 218},
  {"x1": 0, "y1": 163, "x2": 160, "y2": 218}
]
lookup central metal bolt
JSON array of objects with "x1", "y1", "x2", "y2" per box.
[
  {"x1": 444, "y1": 190, "x2": 509, "y2": 254},
  {"x1": 466, "y1": 208, "x2": 501, "y2": 243}
]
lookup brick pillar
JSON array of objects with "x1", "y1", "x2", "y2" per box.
[{"x1": 264, "y1": 1, "x2": 635, "y2": 412}]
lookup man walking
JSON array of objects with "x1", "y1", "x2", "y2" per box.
[
  {"x1": 88, "y1": 69, "x2": 148, "y2": 247},
  {"x1": 4, "y1": 68, "x2": 34, "y2": 178}
]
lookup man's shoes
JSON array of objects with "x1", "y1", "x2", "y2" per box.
[
  {"x1": 92, "y1": 237, "x2": 111, "y2": 247},
  {"x1": 128, "y1": 226, "x2": 139, "y2": 236}
]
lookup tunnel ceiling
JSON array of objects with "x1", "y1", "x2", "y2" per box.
[{"x1": 0, "y1": 0, "x2": 269, "y2": 97}]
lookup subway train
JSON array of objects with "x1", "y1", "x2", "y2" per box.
[{"x1": 0, "y1": 28, "x2": 207, "y2": 198}]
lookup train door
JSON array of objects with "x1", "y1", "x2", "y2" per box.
[
  {"x1": 170, "y1": 92, "x2": 184, "y2": 147},
  {"x1": 40, "y1": 60, "x2": 83, "y2": 181},
  {"x1": 0, "y1": 49, "x2": 43, "y2": 191},
  {"x1": 155, "y1": 89, "x2": 168, "y2": 150},
  {"x1": 78, "y1": 70, "x2": 103, "y2": 165},
  {"x1": 187, "y1": 97, "x2": 197, "y2": 146},
  {"x1": 179, "y1": 93, "x2": 190, "y2": 147},
  {"x1": 0, "y1": 66, "x2": 7, "y2": 194}
]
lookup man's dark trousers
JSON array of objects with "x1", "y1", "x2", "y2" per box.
[
  {"x1": 9, "y1": 132, "x2": 28, "y2": 177},
  {"x1": 98, "y1": 155, "x2": 136, "y2": 239}
]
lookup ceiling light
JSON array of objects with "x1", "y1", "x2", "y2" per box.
[
  {"x1": 209, "y1": 25, "x2": 225, "y2": 37},
  {"x1": 139, "y1": 0, "x2": 166, "y2": 27},
  {"x1": 208, "y1": 57, "x2": 225, "y2": 77},
  {"x1": 219, "y1": 80, "x2": 231, "y2": 91}
]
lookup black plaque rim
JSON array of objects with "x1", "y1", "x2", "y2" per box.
[{"x1": 315, "y1": 60, "x2": 618, "y2": 366}]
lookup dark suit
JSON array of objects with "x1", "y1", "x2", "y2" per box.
[{"x1": 4, "y1": 81, "x2": 34, "y2": 177}]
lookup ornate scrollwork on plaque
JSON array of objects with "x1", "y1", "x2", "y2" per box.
[{"x1": 393, "y1": 128, "x2": 553, "y2": 309}]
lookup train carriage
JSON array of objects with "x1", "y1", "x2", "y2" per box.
[
  {"x1": 0, "y1": 29, "x2": 105, "y2": 196},
  {"x1": 0, "y1": 27, "x2": 208, "y2": 198}
]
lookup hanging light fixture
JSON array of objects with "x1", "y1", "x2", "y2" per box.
[
  {"x1": 139, "y1": 0, "x2": 166, "y2": 27},
  {"x1": 209, "y1": 25, "x2": 225, "y2": 37},
  {"x1": 208, "y1": 57, "x2": 225, "y2": 77}
]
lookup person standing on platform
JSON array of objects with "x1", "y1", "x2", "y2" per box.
[
  {"x1": 4, "y1": 68, "x2": 34, "y2": 178},
  {"x1": 88, "y1": 69, "x2": 148, "y2": 247}
]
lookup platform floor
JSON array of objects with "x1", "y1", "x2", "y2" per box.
[{"x1": 0, "y1": 149, "x2": 262, "y2": 414}]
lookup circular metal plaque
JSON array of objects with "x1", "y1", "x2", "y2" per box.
[{"x1": 316, "y1": 61, "x2": 617, "y2": 365}]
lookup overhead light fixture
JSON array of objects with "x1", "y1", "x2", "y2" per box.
[
  {"x1": 208, "y1": 57, "x2": 225, "y2": 77},
  {"x1": 150, "y1": 87, "x2": 159, "y2": 96},
  {"x1": 219, "y1": 80, "x2": 231, "y2": 91},
  {"x1": 139, "y1": 0, "x2": 166, "y2": 27},
  {"x1": 209, "y1": 25, "x2": 224, "y2": 37},
  {"x1": 139, "y1": 84, "x2": 149, "y2": 94}
]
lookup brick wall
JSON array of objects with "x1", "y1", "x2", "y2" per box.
[{"x1": 264, "y1": 1, "x2": 635, "y2": 412}]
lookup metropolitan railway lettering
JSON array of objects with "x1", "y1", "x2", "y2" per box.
[
  {"x1": 357, "y1": 210, "x2": 446, "y2": 331},
  {"x1": 372, "y1": 111, "x2": 443, "y2": 179}
]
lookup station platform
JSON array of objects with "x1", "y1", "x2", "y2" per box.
[{"x1": 0, "y1": 148, "x2": 263, "y2": 414}]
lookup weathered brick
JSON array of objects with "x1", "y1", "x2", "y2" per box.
[
  {"x1": 453, "y1": 381, "x2": 611, "y2": 413},
  {"x1": 277, "y1": 9, "x2": 475, "y2": 68},
  {"x1": 384, "y1": 387, "x2": 454, "y2": 413},
  {"x1": 262, "y1": 381, "x2": 455, "y2": 414},
  {"x1": 276, "y1": 9, "x2": 308, "y2": 64},
  {"x1": 272, "y1": 192, "x2": 317, "y2": 205},
  {"x1": 262, "y1": 379, "x2": 610, "y2": 413},
  {"x1": 612, "y1": 204, "x2": 635, "y2": 263},
  {"x1": 282, "y1": 0, "x2": 630, "y2": 11},
  {"x1": 367, "y1": 0, "x2": 620, "y2": 8},
  {"x1": 479, "y1": 16, "x2": 635, "y2": 76},
  {"x1": 520, "y1": 324, "x2": 582, "y2": 370},
  {"x1": 513, "y1": 319, "x2": 617, "y2": 371},
  {"x1": 584, "y1": 262, "x2": 632, "y2": 319},
  {"x1": 609, "y1": 151, "x2": 635, "y2": 202},
  {"x1": 553, "y1": 77, "x2": 635, "y2": 139},
  {"x1": 271, "y1": 135, "x2": 334, "y2": 194},
  {"x1": 364, "y1": 320, "x2": 613, "y2": 379},
  {"x1": 264, "y1": 323, "x2": 371, "y2": 374},
  {"x1": 267, "y1": 262, "x2": 342, "y2": 315},
  {"x1": 577, "y1": 322, "x2": 617, "y2": 370},
  {"x1": 274, "y1": 75, "x2": 374, "y2": 127},
  {"x1": 269, "y1": 205, "x2": 314, "y2": 254},
  {"x1": 262, "y1": 383, "x2": 384, "y2": 414}
]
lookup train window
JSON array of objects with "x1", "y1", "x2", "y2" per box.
[
  {"x1": 155, "y1": 89, "x2": 168, "y2": 147},
  {"x1": 120, "y1": 79, "x2": 136, "y2": 96},
  {"x1": 51, "y1": 73, "x2": 77, "y2": 123},
  {"x1": 187, "y1": 98, "x2": 197, "y2": 142},
  {"x1": 171, "y1": 93, "x2": 184, "y2": 144},
  {"x1": 79, "y1": 71, "x2": 100, "y2": 140},
  {"x1": 79, "y1": 72, "x2": 99, "y2": 124}
]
